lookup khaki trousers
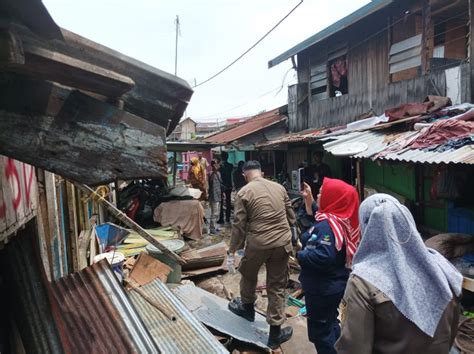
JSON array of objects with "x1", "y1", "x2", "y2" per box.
[{"x1": 238, "y1": 245, "x2": 290, "y2": 326}]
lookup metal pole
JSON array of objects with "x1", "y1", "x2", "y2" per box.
[{"x1": 174, "y1": 15, "x2": 179, "y2": 76}]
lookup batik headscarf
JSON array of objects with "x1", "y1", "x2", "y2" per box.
[
  {"x1": 315, "y1": 178, "x2": 360, "y2": 266},
  {"x1": 190, "y1": 157, "x2": 202, "y2": 180},
  {"x1": 352, "y1": 193, "x2": 462, "y2": 337}
]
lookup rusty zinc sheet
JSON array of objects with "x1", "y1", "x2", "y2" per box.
[
  {"x1": 323, "y1": 130, "x2": 474, "y2": 164},
  {"x1": 172, "y1": 284, "x2": 270, "y2": 350},
  {"x1": 204, "y1": 108, "x2": 286, "y2": 145},
  {"x1": 129, "y1": 279, "x2": 228, "y2": 354},
  {"x1": 51, "y1": 260, "x2": 159, "y2": 354}
]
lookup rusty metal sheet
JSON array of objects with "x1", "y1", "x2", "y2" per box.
[
  {"x1": 172, "y1": 284, "x2": 270, "y2": 350},
  {"x1": 323, "y1": 130, "x2": 474, "y2": 165},
  {"x1": 0, "y1": 91, "x2": 168, "y2": 185},
  {"x1": 3, "y1": 221, "x2": 65, "y2": 354},
  {"x1": 129, "y1": 280, "x2": 228, "y2": 354},
  {"x1": 204, "y1": 108, "x2": 286, "y2": 145},
  {"x1": 51, "y1": 260, "x2": 159, "y2": 354}
]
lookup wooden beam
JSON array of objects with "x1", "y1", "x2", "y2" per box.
[
  {"x1": 75, "y1": 183, "x2": 186, "y2": 265},
  {"x1": 421, "y1": 0, "x2": 433, "y2": 74},
  {"x1": 36, "y1": 169, "x2": 54, "y2": 280},
  {"x1": 4, "y1": 23, "x2": 192, "y2": 135},
  {"x1": 0, "y1": 30, "x2": 24, "y2": 65},
  {"x1": 65, "y1": 181, "x2": 79, "y2": 272},
  {"x1": 0, "y1": 30, "x2": 134, "y2": 97},
  {"x1": 0, "y1": 91, "x2": 168, "y2": 185},
  {"x1": 11, "y1": 44, "x2": 135, "y2": 97},
  {"x1": 44, "y1": 171, "x2": 63, "y2": 279}
]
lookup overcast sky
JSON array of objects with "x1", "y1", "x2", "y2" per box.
[{"x1": 43, "y1": 0, "x2": 369, "y2": 122}]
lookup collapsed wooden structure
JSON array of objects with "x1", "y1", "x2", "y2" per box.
[{"x1": 0, "y1": 0, "x2": 193, "y2": 184}]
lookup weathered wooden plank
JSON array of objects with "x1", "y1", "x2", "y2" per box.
[
  {"x1": 36, "y1": 169, "x2": 54, "y2": 279},
  {"x1": 5, "y1": 23, "x2": 193, "y2": 134},
  {"x1": 5, "y1": 44, "x2": 136, "y2": 97},
  {"x1": 389, "y1": 34, "x2": 422, "y2": 55},
  {"x1": 65, "y1": 181, "x2": 79, "y2": 272},
  {"x1": 0, "y1": 91, "x2": 167, "y2": 185},
  {"x1": 44, "y1": 171, "x2": 63, "y2": 279},
  {"x1": 0, "y1": 156, "x2": 38, "y2": 241},
  {"x1": 0, "y1": 30, "x2": 24, "y2": 65}
]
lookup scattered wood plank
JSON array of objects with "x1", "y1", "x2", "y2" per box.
[{"x1": 129, "y1": 252, "x2": 172, "y2": 285}]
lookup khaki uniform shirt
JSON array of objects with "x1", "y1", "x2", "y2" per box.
[
  {"x1": 336, "y1": 274, "x2": 459, "y2": 354},
  {"x1": 229, "y1": 177, "x2": 296, "y2": 252}
]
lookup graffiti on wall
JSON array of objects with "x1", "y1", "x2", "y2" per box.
[{"x1": 0, "y1": 156, "x2": 37, "y2": 239}]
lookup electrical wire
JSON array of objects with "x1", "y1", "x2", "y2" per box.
[
  {"x1": 192, "y1": 0, "x2": 304, "y2": 88},
  {"x1": 197, "y1": 78, "x2": 297, "y2": 121}
]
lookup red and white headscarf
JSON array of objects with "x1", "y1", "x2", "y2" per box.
[{"x1": 315, "y1": 178, "x2": 360, "y2": 266}]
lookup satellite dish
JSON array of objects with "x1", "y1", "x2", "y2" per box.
[{"x1": 331, "y1": 142, "x2": 368, "y2": 156}]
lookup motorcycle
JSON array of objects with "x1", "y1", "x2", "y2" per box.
[{"x1": 118, "y1": 179, "x2": 167, "y2": 228}]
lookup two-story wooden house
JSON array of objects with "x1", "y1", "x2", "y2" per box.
[{"x1": 269, "y1": 0, "x2": 472, "y2": 132}]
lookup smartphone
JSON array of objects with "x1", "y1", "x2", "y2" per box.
[{"x1": 298, "y1": 168, "x2": 305, "y2": 191}]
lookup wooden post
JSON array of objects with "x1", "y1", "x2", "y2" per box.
[
  {"x1": 36, "y1": 169, "x2": 53, "y2": 280},
  {"x1": 172, "y1": 151, "x2": 177, "y2": 187},
  {"x1": 44, "y1": 172, "x2": 63, "y2": 279},
  {"x1": 356, "y1": 159, "x2": 365, "y2": 201},
  {"x1": 74, "y1": 183, "x2": 186, "y2": 265},
  {"x1": 66, "y1": 182, "x2": 79, "y2": 272},
  {"x1": 421, "y1": 0, "x2": 433, "y2": 74}
]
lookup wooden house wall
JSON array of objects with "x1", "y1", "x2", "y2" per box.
[{"x1": 295, "y1": 3, "x2": 471, "y2": 131}]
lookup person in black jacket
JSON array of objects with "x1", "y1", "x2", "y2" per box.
[
  {"x1": 233, "y1": 160, "x2": 246, "y2": 192},
  {"x1": 218, "y1": 151, "x2": 233, "y2": 224},
  {"x1": 297, "y1": 178, "x2": 360, "y2": 354}
]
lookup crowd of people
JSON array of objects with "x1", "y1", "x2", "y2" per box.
[
  {"x1": 221, "y1": 159, "x2": 462, "y2": 352},
  {"x1": 186, "y1": 151, "x2": 246, "y2": 234},
  {"x1": 186, "y1": 152, "x2": 463, "y2": 352}
]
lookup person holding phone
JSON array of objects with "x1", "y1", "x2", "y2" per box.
[{"x1": 298, "y1": 178, "x2": 360, "y2": 354}]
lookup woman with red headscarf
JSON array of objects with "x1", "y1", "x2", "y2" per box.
[{"x1": 297, "y1": 178, "x2": 360, "y2": 354}]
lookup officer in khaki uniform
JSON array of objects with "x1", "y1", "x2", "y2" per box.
[{"x1": 226, "y1": 160, "x2": 296, "y2": 349}]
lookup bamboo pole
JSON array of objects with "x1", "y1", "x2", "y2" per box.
[{"x1": 73, "y1": 182, "x2": 186, "y2": 265}]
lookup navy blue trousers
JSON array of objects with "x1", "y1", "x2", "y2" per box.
[{"x1": 305, "y1": 291, "x2": 344, "y2": 354}]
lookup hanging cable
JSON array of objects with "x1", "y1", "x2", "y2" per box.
[{"x1": 192, "y1": 0, "x2": 304, "y2": 88}]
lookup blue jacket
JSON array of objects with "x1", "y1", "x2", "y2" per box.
[{"x1": 297, "y1": 219, "x2": 349, "y2": 296}]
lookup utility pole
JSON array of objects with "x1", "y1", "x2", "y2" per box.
[{"x1": 174, "y1": 15, "x2": 180, "y2": 76}]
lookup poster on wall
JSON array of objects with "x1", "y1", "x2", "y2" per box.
[{"x1": 0, "y1": 156, "x2": 38, "y2": 242}]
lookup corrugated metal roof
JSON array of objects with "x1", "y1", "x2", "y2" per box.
[
  {"x1": 257, "y1": 127, "x2": 326, "y2": 147},
  {"x1": 51, "y1": 260, "x2": 159, "y2": 354},
  {"x1": 129, "y1": 280, "x2": 228, "y2": 354},
  {"x1": 172, "y1": 284, "x2": 270, "y2": 350},
  {"x1": 323, "y1": 130, "x2": 474, "y2": 164},
  {"x1": 268, "y1": 0, "x2": 393, "y2": 68},
  {"x1": 204, "y1": 108, "x2": 286, "y2": 144}
]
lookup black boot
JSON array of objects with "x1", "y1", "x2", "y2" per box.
[
  {"x1": 228, "y1": 297, "x2": 255, "y2": 322},
  {"x1": 267, "y1": 325, "x2": 293, "y2": 349}
]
